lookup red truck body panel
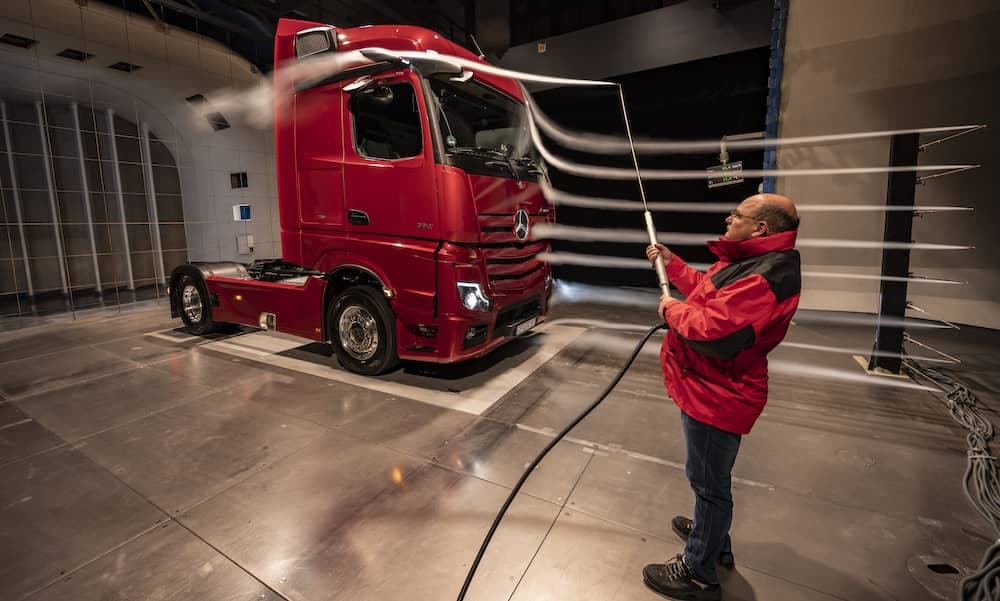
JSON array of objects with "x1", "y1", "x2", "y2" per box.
[
  {"x1": 208, "y1": 275, "x2": 327, "y2": 341},
  {"x1": 200, "y1": 18, "x2": 552, "y2": 365}
]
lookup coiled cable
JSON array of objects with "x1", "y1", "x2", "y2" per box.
[{"x1": 902, "y1": 356, "x2": 1000, "y2": 600}]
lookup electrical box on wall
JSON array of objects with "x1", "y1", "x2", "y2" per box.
[
  {"x1": 233, "y1": 204, "x2": 251, "y2": 221},
  {"x1": 237, "y1": 234, "x2": 255, "y2": 255}
]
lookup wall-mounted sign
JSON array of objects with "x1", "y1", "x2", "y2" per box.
[{"x1": 707, "y1": 161, "x2": 744, "y2": 188}]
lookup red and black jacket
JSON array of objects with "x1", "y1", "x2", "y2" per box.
[{"x1": 659, "y1": 230, "x2": 801, "y2": 435}]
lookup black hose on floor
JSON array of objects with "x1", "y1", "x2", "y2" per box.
[{"x1": 455, "y1": 322, "x2": 667, "y2": 601}]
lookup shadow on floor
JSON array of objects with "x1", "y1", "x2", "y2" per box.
[
  {"x1": 276, "y1": 330, "x2": 550, "y2": 392},
  {"x1": 717, "y1": 566, "x2": 758, "y2": 601},
  {"x1": 730, "y1": 542, "x2": 869, "y2": 601}
]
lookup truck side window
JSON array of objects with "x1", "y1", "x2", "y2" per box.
[{"x1": 350, "y1": 82, "x2": 422, "y2": 160}]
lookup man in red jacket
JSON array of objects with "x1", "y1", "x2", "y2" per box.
[{"x1": 641, "y1": 193, "x2": 801, "y2": 601}]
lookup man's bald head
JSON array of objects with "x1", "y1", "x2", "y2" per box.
[
  {"x1": 724, "y1": 193, "x2": 799, "y2": 241},
  {"x1": 746, "y1": 193, "x2": 799, "y2": 234}
]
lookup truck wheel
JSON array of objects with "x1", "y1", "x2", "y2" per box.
[
  {"x1": 328, "y1": 285, "x2": 400, "y2": 375},
  {"x1": 177, "y1": 274, "x2": 222, "y2": 336}
]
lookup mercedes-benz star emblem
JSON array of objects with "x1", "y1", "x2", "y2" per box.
[{"x1": 513, "y1": 209, "x2": 530, "y2": 241}]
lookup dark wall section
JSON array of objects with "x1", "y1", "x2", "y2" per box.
[
  {"x1": 534, "y1": 46, "x2": 771, "y2": 288},
  {"x1": 498, "y1": 0, "x2": 771, "y2": 82},
  {"x1": 509, "y1": 0, "x2": 688, "y2": 47},
  {"x1": 474, "y1": 0, "x2": 511, "y2": 58},
  {"x1": 490, "y1": 0, "x2": 773, "y2": 290}
]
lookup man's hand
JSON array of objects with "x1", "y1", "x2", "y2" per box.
[
  {"x1": 658, "y1": 294, "x2": 677, "y2": 321},
  {"x1": 646, "y1": 243, "x2": 672, "y2": 264}
]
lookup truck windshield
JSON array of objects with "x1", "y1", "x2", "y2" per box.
[{"x1": 428, "y1": 74, "x2": 531, "y2": 160}]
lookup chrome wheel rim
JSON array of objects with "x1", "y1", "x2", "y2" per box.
[
  {"x1": 182, "y1": 284, "x2": 203, "y2": 323},
  {"x1": 338, "y1": 305, "x2": 379, "y2": 361}
]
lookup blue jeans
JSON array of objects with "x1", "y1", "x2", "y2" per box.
[{"x1": 681, "y1": 410, "x2": 742, "y2": 585}]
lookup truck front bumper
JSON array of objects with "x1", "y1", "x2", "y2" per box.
[{"x1": 396, "y1": 292, "x2": 547, "y2": 364}]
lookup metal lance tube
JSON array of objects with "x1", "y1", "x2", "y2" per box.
[{"x1": 617, "y1": 84, "x2": 670, "y2": 298}]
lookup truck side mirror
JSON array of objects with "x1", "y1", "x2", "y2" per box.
[
  {"x1": 361, "y1": 85, "x2": 394, "y2": 105},
  {"x1": 346, "y1": 76, "x2": 394, "y2": 106}
]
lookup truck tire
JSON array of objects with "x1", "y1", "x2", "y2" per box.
[
  {"x1": 328, "y1": 285, "x2": 400, "y2": 375},
  {"x1": 177, "y1": 274, "x2": 223, "y2": 336}
]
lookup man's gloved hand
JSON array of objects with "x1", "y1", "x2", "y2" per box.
[
  {"x1": 646, "y1": 243, "x2": 672, "y2": 264},
  {"x1": 658, "y1": 294, "x2": 677, "y2": 322}
]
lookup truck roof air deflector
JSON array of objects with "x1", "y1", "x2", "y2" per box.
[{"x1": 359, "y1": 47, "x2": 463, "y2": 78}]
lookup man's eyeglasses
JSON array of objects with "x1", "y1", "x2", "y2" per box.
[
  {"x1": 729, "y1": 209, "x2": 768, "y2": 233},
  {"x1": 729, "y1": 209, "x2": 759, "y2": 221}
]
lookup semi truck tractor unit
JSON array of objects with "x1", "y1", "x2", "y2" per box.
[{"x1": 168, "y1": 18, "x2": 553, "y2": 376}]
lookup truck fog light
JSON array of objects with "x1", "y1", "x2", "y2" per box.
[
  {"x1": 464, "y1": 324, "x2": 488, "y2": 347},
  {"x1": 457, "y1": 282, "x2": 491, "y2": 312},
  {"x1": 407, "y1": 324, "x2": 438, "y2": 338}
]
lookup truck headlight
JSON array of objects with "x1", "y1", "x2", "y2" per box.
[{"x1": 457, "y1": 282, "x2": 492, "y2": 312}]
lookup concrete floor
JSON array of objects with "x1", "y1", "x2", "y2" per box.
[{"x1": 0, "y1": 296, "x2": 996, "y2": 601}]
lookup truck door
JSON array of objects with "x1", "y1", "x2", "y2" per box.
[
  {"x1": 341, "y1": 73, "x2": 439, "y2": 240},
  {"x1": 295, "y1": 79, "x2": 345, "y2": 228}
]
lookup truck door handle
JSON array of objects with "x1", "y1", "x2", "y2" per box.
[{"x1": 348, "y1": 209, "x2": 370, "y2": 225}]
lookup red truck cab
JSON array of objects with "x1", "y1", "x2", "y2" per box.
[{"x1": 168, "y1": 18, "x2": 553, "y2": 375}]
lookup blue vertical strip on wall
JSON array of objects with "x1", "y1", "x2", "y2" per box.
[{"x1": 763, "y1": 0, "x2": 789, "y2": 193}]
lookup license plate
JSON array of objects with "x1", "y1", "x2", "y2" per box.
[{"x1": 513, "y1": 317, "x2": 538, "y2": 336}]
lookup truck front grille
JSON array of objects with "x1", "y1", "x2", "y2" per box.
[{"x1": 478, "y1": 214, "x2": 548, "y2": 292}]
